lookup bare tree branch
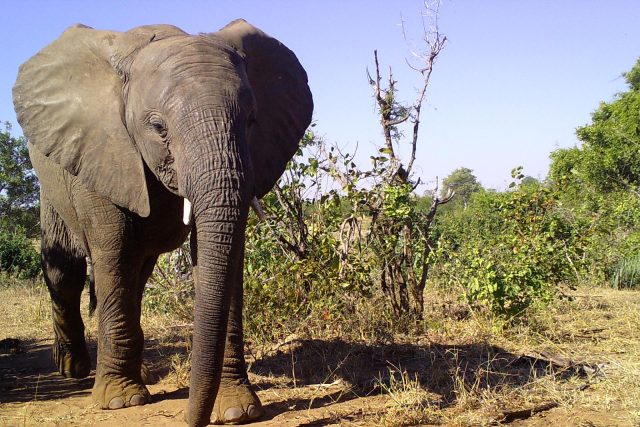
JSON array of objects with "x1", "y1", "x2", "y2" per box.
[
  {"x1": 368, "y1": 0, "x2": 446, "y2": 186},
  {"x1": 402, "y1": 0, "x2": 447, "y2": 176}
]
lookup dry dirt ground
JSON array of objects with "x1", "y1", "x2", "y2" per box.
[{"x1": 0, "y1": 282, "x2": 639, "y2": 426}]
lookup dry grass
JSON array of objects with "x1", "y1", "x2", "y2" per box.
[
  {"x1": 249, "y1": 284, "x2": 640, "y2": 426},
  {"x1": 1, "y1": 278, "x2": 639, "y2": 426},
  {"x1": 374, "y1": 369, "x2": 441, "y2": 426},
  {"x1": 0, "y1": 275, "x2": 51, "y2": 339}
]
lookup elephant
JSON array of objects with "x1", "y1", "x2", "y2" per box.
[{"x1": 12, "y1": 19, "x2": 312, "y2": 426}]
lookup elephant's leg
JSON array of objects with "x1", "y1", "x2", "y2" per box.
[
  {"x1": 40, "y1": 200, "x2": 91, "y2": 378},
  {"x1": 137, "y1": 256, "x2": 160, "y2": 386},
  {"x1": 91, "y1": 254, "x2": 153, "y2": 409},
  {"x1": 213, "y1": 243, "x2": 263, "y2": 424}
]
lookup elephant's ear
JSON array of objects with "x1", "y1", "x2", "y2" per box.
[
  {"x1": 214, "y1": 19, "x2": 313, "y2": 198},
  {"x1": 13, "y1": 24, "x2": 155, "y2": 216}
]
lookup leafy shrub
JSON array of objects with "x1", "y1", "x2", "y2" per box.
[
  {"x1": 143, "y1": 244, "x2": 194, "y2": 320},
  {"x1": 550, "y1": 188, "x2": 640, "y2": 284},
  {"x1": 243, "y1": 199, "x2": 348, "y2": 341},
  {"x1": 0, "y1": 228, "x2": 40, "y2": 279},
  {"x1": 434, "y1": 179, "x2": 576, "y2": 317}
]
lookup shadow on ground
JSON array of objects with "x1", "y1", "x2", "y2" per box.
[
  {"x1": 249, "y1": 338, "x2": 570, "y2": 418},
  {"x1": 0, "y1": 335, "x2": 189, "y2": 405},
  {"x1": 1, "y1": 335, "x2": 574, "y2": 423},
  {"x1": 0, "y1": 338, "x2": 94, "y2": 403}
]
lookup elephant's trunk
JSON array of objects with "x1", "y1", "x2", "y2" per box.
[{"x1": 184, "y1": 132, "x2": 252, "y2": 427}]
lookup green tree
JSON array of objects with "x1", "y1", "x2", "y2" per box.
[
  {"x1": 521, "y1": 176, "x2": 540, "y2": 188},
  {"x1": 441, "y1": 167, "x2": 482, "y2": 206},
  {"x1": 548, "y1": 58, "x2": 640, "y2": 282},
  {"x1": 550, "y1": 58, "x2": 640, "y2": 194},
  {"x1": 0, "y1": 123, "x2": 39, "y2": 235}
]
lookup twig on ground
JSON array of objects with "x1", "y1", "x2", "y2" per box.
[{"x1": 499, "y1": 401, "x2": 559, "y2": 422}]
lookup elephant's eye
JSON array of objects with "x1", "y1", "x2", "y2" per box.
[{"x1": 150, "y1": 119, "x2": 168, "y2": 139}]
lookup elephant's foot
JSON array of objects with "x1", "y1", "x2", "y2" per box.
[
  {"x1": 53, "y1": 337, "x2": 90, "y2": 378},
  {"x1": 212, "y1": 380, "x2": 263, "y2": 424},
  {"x1": 92, "y1": 374, "x2": 150, "y2": 410}
]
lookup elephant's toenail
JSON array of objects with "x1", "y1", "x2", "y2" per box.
[
  {"x1": 223, "y1": 407, "x2": 244, "y2": 422},
  {"x1": 129, "y1": 394, "x2": 145, "y2": 406},
  {"x1": 108, "y1": 397, "x2": 124, "y2": 409},
  {"x1": 247, "y1": 404, "x2": 261, "y2": 419}
]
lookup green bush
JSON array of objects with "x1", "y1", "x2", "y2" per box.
[
  {"x1": 0, "y1": 228, "x2": 40, "y2": 279},
  {"x1": 143, "y1": 245, "x2": 194, "y2": 320},
  {"x1": 243, "y1": 201, "x2": 349, "y2": 341},
  {"x1": 434, "y1": 181, "x2": 576, "y2": 317},
  {"x1": 550, "y1": 188, "x2": 640, "y2": 284}
]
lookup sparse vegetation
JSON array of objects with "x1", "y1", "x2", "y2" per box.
[{"x1": 1, "y1": 278, "x2": 639, "y2": 425}]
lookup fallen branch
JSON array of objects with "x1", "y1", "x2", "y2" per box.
[
  {"x1": 499, "y1": 401, "x2": 559, "y2": 423},
  {"x1": 518, "y1": 350, "x2": 605, "y2": 377},
  {"x1": 307, "y1": 379, "x2": 344, "y2": 389}
]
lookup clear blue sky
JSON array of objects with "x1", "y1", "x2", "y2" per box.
[{"x1": 1, "y1": 1, "x2": 639, "y2": 190}]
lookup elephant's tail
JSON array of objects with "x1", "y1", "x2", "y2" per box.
[{"x1": 88, "y1": 279, "x2": 97, "y2": 316}]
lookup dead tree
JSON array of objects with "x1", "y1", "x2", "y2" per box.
[{"x1": 367, "y1": 0, "x2": 451, "y2": 319}]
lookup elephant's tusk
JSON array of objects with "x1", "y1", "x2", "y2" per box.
[
  {"x1": 250, "y1": 196, "x2": 267, "y2": 222},
  {"x1": 183, "y1": 198, "x2": 192, "y2": 225}
]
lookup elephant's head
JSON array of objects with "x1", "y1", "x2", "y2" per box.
[{"x1": 13, "y1": 20, "x2": 312, "y2": 426}]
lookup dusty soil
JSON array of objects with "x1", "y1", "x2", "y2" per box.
[{"x1": 0, "y1": 283, "x2": 639, "y2": 426}]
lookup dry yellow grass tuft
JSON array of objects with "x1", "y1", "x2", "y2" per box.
[{"x1": 0, "y1": 275, "x2": 51, "y2": 339}]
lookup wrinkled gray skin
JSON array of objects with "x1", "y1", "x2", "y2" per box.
[{"x1": 13, "y1": 20, "x2": 312, "y2": 427}]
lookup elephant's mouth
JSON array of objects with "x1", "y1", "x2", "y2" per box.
[{"x1": 156, "y1": 154, "x2": 179, "y2": 192}]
